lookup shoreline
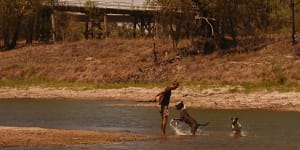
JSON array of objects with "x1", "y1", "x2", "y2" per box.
[
  {"x1": 0, "y1": 86, "x2": 300, "y2": 112},
  {"x1": 0, "y1": 126, "x2": 143, "y2": 147}
]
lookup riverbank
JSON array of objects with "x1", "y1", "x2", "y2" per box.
[
  {"x1": 0, "y1": 86, "x2": 299, "y2": 112},
  {"x1": 1, "y1": 39, "x2": 299, "y2": 84},
  {"x1": 0, "y1": 126, "x2": 142, "y2": 147}
]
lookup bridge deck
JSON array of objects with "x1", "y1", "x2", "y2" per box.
[{"x1": 54, "y1": 0, "x2": 159, "y2": 15}]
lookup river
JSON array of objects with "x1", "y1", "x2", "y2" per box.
[{"x1": 0, "y1": 99, "x2": 299, "y2": 150}]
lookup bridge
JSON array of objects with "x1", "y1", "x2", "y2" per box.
[
  {"x1": 50, "y1": 0, "x2": 161, "y2": 40},
  {"x1": 53, "y1": 0, "x2": 159, "y2": 13}
]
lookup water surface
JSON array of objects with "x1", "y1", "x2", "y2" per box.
[{"x1": 1, "y1": 99, "x2": 300, "y2": 150}]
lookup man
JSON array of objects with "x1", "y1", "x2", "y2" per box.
[{"x1": 155, "y1": 81, "x2": 179, "y2": 136}]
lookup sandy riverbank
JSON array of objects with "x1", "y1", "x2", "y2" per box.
[
  {"x1": 0, "y1": 126, "x2": 142, "y2": 147},
  {"x1": 0, "y1": 86, "x2": 300, "y2": 111}
]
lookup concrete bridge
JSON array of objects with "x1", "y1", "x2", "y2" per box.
[{"x1": 50, "y1": 0, "x2": 160, "y2": 40}]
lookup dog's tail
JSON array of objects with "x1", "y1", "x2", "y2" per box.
[{"x1": 197, "y1": 122, "x2": 209, "y2": 127}]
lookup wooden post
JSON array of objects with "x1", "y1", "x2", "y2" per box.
[
  {"x1": 51, "y1": 10, "x2": 56, "y2": 42},
  {"x1": 103, "y1": 13, "x2": 108, "y2": 38}
]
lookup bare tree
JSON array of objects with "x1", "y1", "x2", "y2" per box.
[
  {"x1": 291, "y1": 0, "x2": 296, "y2": 45},
  {"x1": 0, "y1": 0, "x2": 32, "y2": 50}
]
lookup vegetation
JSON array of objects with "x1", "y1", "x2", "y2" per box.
[
  {"x1": 1, "y1": 77, "x2": 299, "y2": 92},
  {"x1": 1, "y1": 0, "x2": 300, "y2": 51},
  {"x1": 0, "y1": 78, "x2": 168, "y2": 90},
  {"x1": 0, "y1": 38, "x2": 299, "y2": 91},
  {"x1": 0, "y1": 0, "x2": 54, "y2": 49},
  {"x1": 0, "y1": 1, "x2": 299, "y2": 92},
  {"x1": 148, "y1": 0, "x2": 300, "y2": 53}
]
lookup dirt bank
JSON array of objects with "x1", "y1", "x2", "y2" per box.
[
  {"x1": 0, "y1": 86, "x2": 299, "y2": 112},
  {"x1": 0, "y1": 39, "x2": 299, "y2": 83},
  {"x1": 0, "y1": 126, "x2": 142, "y2": 147}
]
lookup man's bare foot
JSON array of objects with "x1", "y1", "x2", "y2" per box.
[{"x1": 161, "y1": 132, "x2": 167, "y2": 137}]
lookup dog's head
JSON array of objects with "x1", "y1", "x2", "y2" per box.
[
  {"x1": 231, "y1": 117, "x2": 239, "y2": 125},
  {"x1": 175, "y1": 101, "x2": 184, "y2": 110}
]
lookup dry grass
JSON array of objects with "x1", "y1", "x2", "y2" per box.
[{"x1": 0, "y1": 38, "x2": 299, "y2": 89}]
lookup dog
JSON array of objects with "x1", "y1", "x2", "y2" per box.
[
  {"x1": 231, "y1": 117, "x2": 242, "y2": 135},
  {"x1": 174, "y1": 101, "x2": 209, "y2": 135}
]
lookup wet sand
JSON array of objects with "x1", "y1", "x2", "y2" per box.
[
  {"x1": 0, "y1": 86, "x2": 299, "y2": 112},
  {"x1": 0, "y1": 126, "x2": 142, "y2": 147}
]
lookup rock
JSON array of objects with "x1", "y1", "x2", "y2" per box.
[{"x1": 85, "y1": 57, "x2": 95, "y2": 61}]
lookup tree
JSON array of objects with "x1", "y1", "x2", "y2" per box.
[
  {"x1": 23, "y1": 0, "x2": 45, "y2": 44},
  {"x1": 148, "y1": 0, "x2": 195, "y2": 51},
  {"x1": 0, "y1": 0, "x2": 55, "y2": 49},
  {"x1": 84, "y1": 1, "x2": 104, "y2": 39},
  {"x1": 0, "y1": 0, "x2": 35, "y2": 50},
  {"x1": 291, "y1": 0, "x2": 296, "y2": 45}
]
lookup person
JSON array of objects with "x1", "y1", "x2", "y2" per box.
[
  {"x1": 155, "y1": 81, "x2": 179, "y2": 136},
  {"x1": 174, "y1": 101, "x2": 209, "y2": 135}
]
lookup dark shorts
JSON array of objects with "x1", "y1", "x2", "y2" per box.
[{"x1": 160, "y1": 106, "x2": 169, "y2": 117}]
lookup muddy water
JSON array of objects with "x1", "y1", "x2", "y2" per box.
[{"x1": 1, "y1": 99, "x2": 300, "y2": 150}]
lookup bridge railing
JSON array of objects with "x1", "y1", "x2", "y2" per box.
[{"x1": 55, "y1": 0, "x2": 161, "y2": 11}]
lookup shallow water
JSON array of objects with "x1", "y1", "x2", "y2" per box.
[{"x1": 1, "y1": 99, "x2": 300, "y2": 150}]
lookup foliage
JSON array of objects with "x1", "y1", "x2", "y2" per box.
[
  {"x1": 148, "y1": 0, "x2": 195, "y2": 51},
  {"x1": 1, "y1": 0, "x2": 300, "y2": 50},
  {"x1": 84, "y1": 1, "x2": 104, "y2": 39},
  {"x1": 0, "y1": 0, "x2": 53, "y2": 50},
  {"x1": 147, "y1": 0, "x2": 299, "y2": 53}
]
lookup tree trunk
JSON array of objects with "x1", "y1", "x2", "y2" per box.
[
  {"x1": 51, "y1": 11, "x2": 56, "y2": 42},
  {"x1": 2, "y1": 22, "x2": 10, "y2": 50},
  {"x1": 229, "y1": 17, "x2": 237, "y2": 48},
  {"x1": 291, "y1": 0, "x2": 296, "y2": 45},
  {"x1": 9, "y1": 14, "x2": 24, "y2": 49},
  {"x1": 26, "y1": 16, "x2": 35, "y2": 45}
]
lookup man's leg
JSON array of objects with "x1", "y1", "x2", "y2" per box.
[
  {"x1": 161, "y1": 116, "x2": 168, "y2": 135},
  {"x1": 160, "y1": 106, "x2": 169, "y2": 136}
]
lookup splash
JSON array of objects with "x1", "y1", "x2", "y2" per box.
[
  {"x1": 229, "y1": 130, "x2": 247, "y2": 137},
  {"x1": 169, "y1": 119, "x2": 193, "y2": 135}
]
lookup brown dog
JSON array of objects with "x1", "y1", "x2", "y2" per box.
[{"x1": 174, "y1": 101, "x2": 208, "y2": 135}]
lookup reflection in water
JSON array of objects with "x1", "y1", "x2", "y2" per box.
[{"x1": 0, "y1": 99, "x2": 300, "y2": 149}]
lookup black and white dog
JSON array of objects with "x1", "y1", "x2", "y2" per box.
[
  {"x1": 231, "y1": 117, "x2": 242, "y2": 135},
  {"x1": 174, "y1": 101, "x2": 209, "y2": 135}
]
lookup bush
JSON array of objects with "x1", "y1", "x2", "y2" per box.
[
  {"x1": 271, "y1": 62, "x2": 287, "y2": 85},
  {"x1": 218, "y1": 37, "x2": 236, "y2": 49}
]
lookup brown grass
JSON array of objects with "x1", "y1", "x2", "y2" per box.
[{"x1": 0, "y1": 38, "x2": 299, "y2": 85}]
